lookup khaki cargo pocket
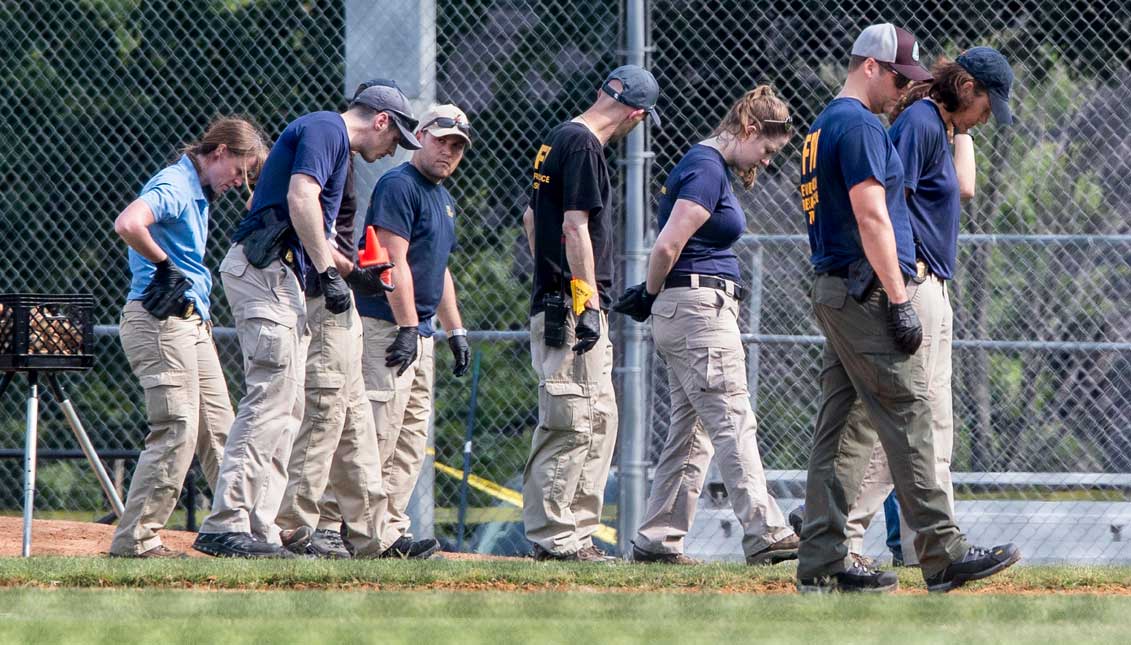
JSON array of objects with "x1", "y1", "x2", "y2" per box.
[
  {"x1": 651, "y1": 299, "x2": 678, "y2": 319},
  {"x1": 138, "y1": 371, "x2": 189, "y2": 423},
  {"x1": 540, "y1": 381, "x2": 590, "y2": 432},
  {"x1": 686, "y1": 342, "x2": 745, "y2": 394},
  {"x1": 219, "y1": 251, "x2": 250, "y2": 278},
  {"x1": 366, "y1": 389, "x2": 395, "y2": 404},
  {"x1": 239, "y1": 303, "x2": 297, "y2": 370},
  {"x1": 307, "y1": 372, "x2": 346, "y2": 419}
]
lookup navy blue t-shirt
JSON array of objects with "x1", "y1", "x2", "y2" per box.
[
  {"x1": 657, "y1": 145, "x2": 744, "y2": 282},
  {"x1": 355, "y1": 162, "x2": 457, "y2": 337},
  {"x1": 799, "y1": 98, "x2": 916, "y2": 276},
  {"x1": 889, "y1": 99, "x2": 961, "y2": 280},
  {"x1": 233, "y1": 112, "x2": 350, "y2": 279}
]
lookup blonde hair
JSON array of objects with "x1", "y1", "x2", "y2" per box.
[
  {"x1": 712, "y1": 85, "x2": 792, "y2": 187},
  {"x1": 182, "y1": 116, "x2": 269, "y2": 190}
]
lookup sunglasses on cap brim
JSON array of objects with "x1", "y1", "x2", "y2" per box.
[
  {"x1": 761, "y1": 115, "x2": 794, "y2": 134},
  {"x1": 421, "y1": 116, "x2": 472, "y2": 137}
]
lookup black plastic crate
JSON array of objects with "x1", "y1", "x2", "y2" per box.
[{"x1": 0, "y1": 293, "x2": 94, "y2": 371}]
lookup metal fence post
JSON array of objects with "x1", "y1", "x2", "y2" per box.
[{"x1": 617, "y1": 0, "x2": 650, "y2": 557}]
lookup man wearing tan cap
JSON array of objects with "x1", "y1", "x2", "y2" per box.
[{"x1": 355, "y1": 104, "x2": 473, "y2": 558}]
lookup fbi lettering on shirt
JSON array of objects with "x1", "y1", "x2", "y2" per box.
[
  {"x1": 532, "y1": 144, "x2": 552, "y2": 190},
  {"x1": 799, "y1": 129, "x2": 821, "y2": 224}
]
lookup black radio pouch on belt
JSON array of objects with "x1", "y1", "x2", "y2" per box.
[
  {"x1": 846, "y1": 257, "x2": 878, "y2": 303},
  {"x1": 542, "y1": 229, "x2": 569, "y2": 348},
  {"x1": 243, "y1": 208, "x2": 293, "y2": 269}
]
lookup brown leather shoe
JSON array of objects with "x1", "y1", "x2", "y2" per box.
[
  {"x1": 532, "y1": 544, "x2": 617, "y2": 563},
  {"x1": 746, "y1": 534, "x2": 800, "y2": 565},
  {"x1": 632, "y1": 544, "x2": 701, "y2": 565},
  {"x1": 110, "y1": 544, "x2": 188, "y2": 559}
]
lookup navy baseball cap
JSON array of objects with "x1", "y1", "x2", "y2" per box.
[
  {"x1": 602, "y1": 65, "x2": 661, "y2": 127},
  {"x1": 956, "y1": 46, "x2": 1015, "y2": 125},
  {"x1": 350, "y1": 83, "x2": 422, "y2": 150},
  {"x1": 354, "y1": 78, "x2": 402, "y2": 100}
]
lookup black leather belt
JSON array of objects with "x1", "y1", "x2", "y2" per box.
[
  {"x1": 823, "y1": 266, "x2": 850, "y2": 279},
  {"x1": 664, "y1": 274, "x2": 747, "y2": 301}
]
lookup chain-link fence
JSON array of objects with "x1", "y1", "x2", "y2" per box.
[{"x1": 2, "y1": 1, "x2": 1128, "y2": 563}]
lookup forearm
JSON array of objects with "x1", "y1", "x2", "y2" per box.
[
  {"x1": 953, "y1": 133, "x2": 976, "y2": 201},
  {"x1": 522, "y1": 207, "x2": 535, "y2": 256},
  {"x1": 330, "y1": 246, "x2": 354, "y2": 276},
  {"x1": 563, "y1": 227, "x2": 598, "y2": 308},
  {"x1": 436, "y1": 269, "x2": 463, "y2": 331},
  {"x1": 290, "y1": 197, "x2": 333, "y2": 272},
  {"x1": 644, "y1": 244, "x2": 679, "y2": 294},
  {"x1": 858, "y1": 215, "x2": 908, "y2": 303},
  {"x1": 385, "y1": 263, "x2": 418, "y2": 326}
]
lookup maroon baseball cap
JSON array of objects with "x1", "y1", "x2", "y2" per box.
[{"x1": 851, "y1": 24, "x2": 932, "y2": 82}]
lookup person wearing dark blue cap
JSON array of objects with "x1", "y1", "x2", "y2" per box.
[
  {"x1": 795, "y1": 24, "x2": 1020, "y2": 593},
  {"x1": 838, "y1": 46, "x2": 1016, "y2": 570},
  {"x1": 520, "y1": 64, "x2": 659, "y2": 562},
  {"x1": 193, "y1": 82, "x2": 421, "y2": 559}
]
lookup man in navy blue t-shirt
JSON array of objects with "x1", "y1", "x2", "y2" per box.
[
  {"x1": 354, "y1": 104, "x2": 473, "y2": 559},
  {"x1": 795, "y1": 24, "x2": 1019, "y2": 593},
  {"x1": 194, "y1": 85, "x2": 423, "y2": 559}
]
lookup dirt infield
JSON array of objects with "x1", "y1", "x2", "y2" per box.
[{"x1": 0, "y1": 516, "x2": 516, "y2": 561}]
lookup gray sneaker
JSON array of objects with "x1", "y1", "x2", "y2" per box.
[
  {"x1": 283, "y1": 527, "x2": 352, "y2": 559},
  {"x1": 746, "y1": 535, "x2": 800, "y2": 565}
]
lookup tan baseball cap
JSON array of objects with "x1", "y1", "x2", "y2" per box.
[{"x1": 417, "y1": 104, "x2": 472, "y2": 145}]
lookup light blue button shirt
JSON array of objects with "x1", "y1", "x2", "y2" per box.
[{"x1": 125, "y1": 155, "x2": 214, "y2": 320}]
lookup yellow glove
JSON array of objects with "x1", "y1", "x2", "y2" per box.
[{"x1": 570, "y1": 278, "x2": 596, "y2": 316}]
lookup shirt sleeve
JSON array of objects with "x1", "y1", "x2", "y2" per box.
[
  {"x1": 138, "y1": 176, "x2": 191, "y2": 224},
  {"x1": 366, "y1": 175, "x2": 416, "y2": 241},
  {"x1": 291, "y1": 119, "x2": 347, "y2": 189},
  {"x1": 838, "y1": 124, "x2": 892, "y2": 191},
  {"x1": 560, "y1": 147, "x2": 605, "y2": 214},
  {"x1": 890, "y1": 114, "x2": 935, "y2": 193},
  {"x1": 673, "y1": 163, "x2": 725, "y2": 213}
]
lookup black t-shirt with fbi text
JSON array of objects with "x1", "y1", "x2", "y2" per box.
[{"x1": 528, "y1": 121, "x2": 612, "y2": 316}]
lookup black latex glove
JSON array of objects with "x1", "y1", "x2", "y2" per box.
[
  {"x1": 141, "y1": 258, "x2": 192, "y2": 320},
  {"x1": 448, "y1": 334, "x2": 470, "y2": 377},
  {"x1": 319, "y1": 267, "x2": 352, "y2": 314},
  {"x1": 887, "y1": 300, "x2": 923, "y2": 354},
  {"x1": 612, "y1": 282, "x2": 658, "y2": 323},
  {"x1": 572, "y1": 308, "x2": 601, "y2": 354},
  {"x1": 385, "y1": 326, "x2": 420, "y2": 376},
  {"x1": 345, "y1": 262, "x2": 396, "y2": 296}
]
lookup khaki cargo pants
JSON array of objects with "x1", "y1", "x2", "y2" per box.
[
  {"x1": 844, "y1": 274, "x2": 955, "y2": 564},
  {"x1": 635, "y1": 286, "x2": 793, "y2": 558},
  {"x1": 275, "y1": 294, "x2": 388, "y2": 556},
  {"x1": 798, "y1": 274, "x2": 969, "y2": 580},
  {"x1": 199, "y1": 245, "x2": 307, "y2": 541},
  {"x1": 109, "y1": 302, "x2": 231, "y2": 556},
  {"x1": 361, "y1": 317, "x2": 435, "y2": 547},
  {"x1": 523, "y1": 306, "x2": 618, "y2": 556}
]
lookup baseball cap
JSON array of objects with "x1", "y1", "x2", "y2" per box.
[
  {"x1": 956, "y1": 46, "x2": 1015, "y2": 125},
  {"x1": 418, "y1": 104, "x2": 472, "y2": 145},
  {"x1": 851, "y1": 23, "x2": 932, "y2": 82},
  {"x1": 602, "y1": 65, "x2": 662, "y2": 127},
  {"x1": 353, "y1": 78, "x2": 402, "y2": 100},
  {"x1": 350, "y1": 84, "x2": 422, "y2": 150}
]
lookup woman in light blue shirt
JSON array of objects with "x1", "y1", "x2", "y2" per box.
[{"x1": 109, "y1": 117, "x2": 267, "y2": 558}]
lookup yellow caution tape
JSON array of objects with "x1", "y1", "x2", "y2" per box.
[
  {"x1": 427, "y1": 447, "x2": 618, "y2": 545},
  {"x1": 570, "y1": 278, "x2": 596, "y2": 315}
]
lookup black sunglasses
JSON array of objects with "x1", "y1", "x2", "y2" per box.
[
  {"x1": 421, "y1": 116, "x2": 472, "y2": 136},
  {"x1": 879, "y1": 62, "x2": 912, "y2": 89}
]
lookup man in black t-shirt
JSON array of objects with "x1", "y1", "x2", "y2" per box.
[{"x1": 520, "y1": 65, "x2": 660, "y2": 561}]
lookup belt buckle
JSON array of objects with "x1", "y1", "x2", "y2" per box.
[{"x1": 914, "y1": 259, "x2": 928, "y2": 284}]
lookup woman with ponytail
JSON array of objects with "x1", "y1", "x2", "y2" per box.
[
  {"x1": 109, "y1": 116, "x2": 268, "y2": 557},
  {"x1": 615, "y1": 86, "x2": 799, "y2": 566}
]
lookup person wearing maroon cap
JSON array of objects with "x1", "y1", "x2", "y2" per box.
[
  {"x1": 837, "y1": 47, "x2": 1016, "y2": 570},
  {"x1": 794, "y1": 24, "x2": 1020, "y2": 593}
]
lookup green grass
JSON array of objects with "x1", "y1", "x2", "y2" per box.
[
  {"x1": 0, "y1": 558, "x2": 1128, "y2": 593},
  {"x1": 1, "y1": 588, "x2": 1130, "y2": 644}
]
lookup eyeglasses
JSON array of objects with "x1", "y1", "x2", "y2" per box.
[
  {"x1": 761, "y1": 115, "x2": 794, "y2": 133},
  {"x1": 878, "y1": 62, "x2": 912, "y2": 89},
  {"x1": 421, "y1": 116, "x2": 472, "y2": 137}
]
